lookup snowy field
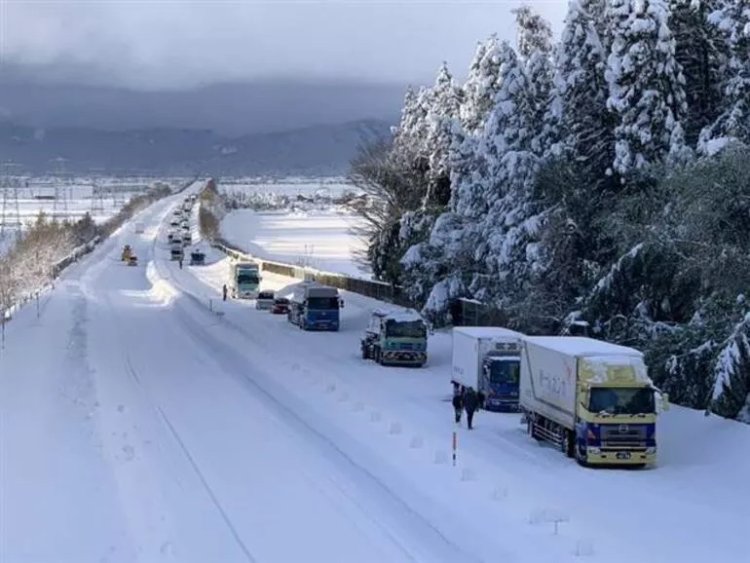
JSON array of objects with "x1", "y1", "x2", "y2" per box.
[
  {"x1": 220, "y1": 207, "x2": 371, "y2": 278},
  {"x1": 218, "y1": 176, "x2": 355, "y2": 199},
  {"x1": 2, "y1": 182, "x2": 145, "y2": 225},
  {"x1": 1, "y1": 185, "x2": 748, "y2": 562}
]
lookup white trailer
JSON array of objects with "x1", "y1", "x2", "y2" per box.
[{"x1": 451, "y1": 327, "x2": 524, "y2": 411}]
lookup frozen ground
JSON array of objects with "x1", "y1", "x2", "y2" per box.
[
  {"x1": 1, "y1": 184, "x2": 748, "y2": 563},
  {"x1": 220, "y1": 208, "x2": 370, "y2": 278}
]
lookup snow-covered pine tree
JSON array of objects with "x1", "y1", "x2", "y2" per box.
[
  {"x1": 552, "y1": 0, "x2": 615, "y2": 185},
  {"x1": 605, "y1": 0, "x2": 689, "y2": 177},
  {"x1": 698, "y1": 0, "x2": 750, "y2": 153},
  {"x1": 392, "y1": 85, "x2": 432, "y2": 174},
  {"x1": 514, "y1": 6, "x2": 555, "y2": 155},
  {"x1": 710, "y1": 312, "x2": 750, "y2": 423},
  {"x1": 669, "y1": 0, "x2": 727, "y2": 146},
  {"x1": 461, "y1": 35, "x2": 505, "y2": 135},
  {"x1": 472, "y1": 36, "x2": 546, "y2": 313},
  {"x1": 423, "y1": 63, "x2": 463, "y2": 208}
]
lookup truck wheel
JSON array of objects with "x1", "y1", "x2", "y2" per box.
[
  {"x1": 576, "y1": 446, "x2": 589, "y2": 467},
  {"x1": 361, "y1": 345, "x2": 369, "y2": 360},
  {"x1": 561, "y1": 429, "x2": 575, "y2": 458},
  {"x1": 374, "y1": 347, "x2": 382, "y2": 365},
  {"x1": 527, "y1": 418, "x2": 540, "y2": 441}
]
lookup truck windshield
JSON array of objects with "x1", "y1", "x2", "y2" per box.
[
  {"x1": 488, "y1": 360, "x2": 520, "y2": 385},
  {"x1": 589, "y1": 387, "x2": 655, "y2": 415},
  {"x1": 385, "y1": 320, "x2": 426, "y2": 338},
  {"x1": 307, "y1": 297, "x2": 339, "y2": 310},
  {"x1": 237, "y1": 273, "x2": 259, "y2": 284}
]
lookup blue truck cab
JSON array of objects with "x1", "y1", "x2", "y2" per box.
[
  {"x1": 288, "y1": 282, "x2": 342, "y2": 331},
  {"x1": 451, "y1": 327, "x2": 524, "y2": 412}
]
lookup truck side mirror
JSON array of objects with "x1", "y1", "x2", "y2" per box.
[
  {"x1": 662, "y1": 393, "x2": 670, "y2": 412},
  {"x1": 340, "y1": 299, "x2": 345, "y2": 308}
]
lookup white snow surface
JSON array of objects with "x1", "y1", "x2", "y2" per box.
[
  {"x1": 1, "y1": 185, "x2": 749, "y2": 562},
  {"x1": 525, "y1": 336, "x2": 644, "y2": 358},
  {"x1": 454, "y1": 326, "x2": 524, "y2": 340},
  {"x1": 220, "y1": 207, "x2": 371, "y2": 279}
]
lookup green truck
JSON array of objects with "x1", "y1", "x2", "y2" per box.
[{"x1": 361, "y1": 309, "x2": 427, "y2": 367}]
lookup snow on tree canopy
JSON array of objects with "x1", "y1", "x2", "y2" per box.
[
  {"x1": 605, "y1": 0, "x2": 688, "y2": 177},
  {"x1": 698, "y1": 0, "x2": 750, "y2": 153}
]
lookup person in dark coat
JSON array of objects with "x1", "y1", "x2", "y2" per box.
[
  {"x1": 463, "y1": 387, "x2": 479, "y2": 429},
  {"x1": 452, "y1": 387, "x2": 463, "y2": 424},
  {"x1": 222, "y1": 284, "x2": 228, "y2": 301}
]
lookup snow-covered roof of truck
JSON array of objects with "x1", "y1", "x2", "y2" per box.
[
  {"x1": 372, "y1": 308, "x2": 423, "y2": 323},
  {"x1": 453, "y1": 326, "x2": 525, "y2": 339},
  {"x1": 524, "y1": 336, "x2": 643, "y2": 358}
]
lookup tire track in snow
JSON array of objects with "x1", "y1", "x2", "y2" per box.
[
  {"x1": 121, "y1": 358, "x2": 257, "y2": 563},
  {"x1": 160, "y1": 287, "x2": 478, "y2": 563}
]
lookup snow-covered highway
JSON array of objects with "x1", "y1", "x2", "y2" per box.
[{"x1": 1, "y1": 185, "x2": 749, "y2": 563}]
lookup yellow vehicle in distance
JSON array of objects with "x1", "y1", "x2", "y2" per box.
[{"x1": 121, "y1": 245, "x2": 133, "y2": 261}]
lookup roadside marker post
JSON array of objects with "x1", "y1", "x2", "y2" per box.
[{"x1": 452, "y1": 431, "x2": 457, "y2": 466}]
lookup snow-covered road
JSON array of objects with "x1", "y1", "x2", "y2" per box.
[{"x1": 2, "y1": 184, "x2": 748, "y2": 563}]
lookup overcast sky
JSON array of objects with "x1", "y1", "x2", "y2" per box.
[{"x1": 3, "y1": 0, "x2": 568, "y2": 90}]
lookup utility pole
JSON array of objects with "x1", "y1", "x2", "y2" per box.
[
  {"x1": 50, "y1": 157, "x2": 69, "y2": 222},
  {"x1": 0, "y1": 161, "x2": 22, "y2": 240}
]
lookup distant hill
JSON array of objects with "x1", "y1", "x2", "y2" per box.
[{"x1": 0, "y1": 119, "x2": 392, "y2": 176}]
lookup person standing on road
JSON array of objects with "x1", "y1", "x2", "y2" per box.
[
  {"x1": 452, "y1": 385, "x2": 463, "y2": 424},
  {"x1": 463, "y1": 387, "x2": 479, "y2": 430},
  {"x1": 222, "y1": 284, "x2": 228, "y2": 301},
  {"x1": 178, "y1": 256, "x2": 183, "y2": 269}
]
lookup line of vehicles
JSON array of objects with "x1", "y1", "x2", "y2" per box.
[
  {"x1": 227, "y1": 261, "x2": 665, "y2": 467},
  {"x1": 448, "y1": 327, "x2": 668, "y2": 467},
  {"x1": 168, "y1": 195, "x2": 205, "y2": 265},
  {"x1": 227, "y1": 261, "x2": 344, "y2": 330},
  {"x1": 195, "y1": 200, "x2": 666, "y2": 468}
]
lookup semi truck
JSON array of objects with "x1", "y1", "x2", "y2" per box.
[
  {"x1": 451, "y1": 327, "x2": 524, "y2": 411},
  {"x1": 230, "y1": 261, "x2": 261, "y2": 299},
  {"x1": 361, "y1": 309, "x2": 427, "y2": 367},
  {"x1": 520, "y1": 336, "x2": 667, "y2": 467},
  {"x1": 288, "y1": 282, "x2": 341, "y2": 331}
]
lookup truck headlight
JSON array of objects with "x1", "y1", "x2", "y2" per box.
[
  {"x1": 645, "y1": 447, "x2": 656, "y2": 454},
  {"x1": 587, "y1": 447, "x2": 600, "y2": 454}
]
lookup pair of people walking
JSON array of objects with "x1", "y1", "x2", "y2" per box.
[{"x1": 452, "y1": 384, "x2": 484, "y2": 430}]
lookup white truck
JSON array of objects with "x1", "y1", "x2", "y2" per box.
[
  {"x1": 520, "y1": 336, "x2": 666, "y2": 467},
  {"x1": 230, "y1": 261, "x2": 261, "y2": 299},
  {"x1": 451, "y1": 327, "x2": 524, "y2": 411}
]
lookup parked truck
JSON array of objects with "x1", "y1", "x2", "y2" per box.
[
  {"x1": 230, "y1": 261, "x2": 261, "y2": 299},
  {"x1": 288, "y1": 282, "x2": 341, "y2": 331},
  {"x1": 361, "y1": 309, "x2": 427, "y2": 366},
  {"x1": 520, "y1": 336, "x2": 667, "y2": 467},
  {"x1": 451, "y1": 327, "x2": 524, "y2": 411}
]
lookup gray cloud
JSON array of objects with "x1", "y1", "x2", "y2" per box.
[{"x1": 3, "y1": 0, "x2": 568, "y2": 89}]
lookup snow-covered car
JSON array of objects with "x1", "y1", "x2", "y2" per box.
[
  {"x1": 256, "y1": 290, "x2": 275, "y2": 310},
  {"x1": 271, "y1": 297, "x2": 290, "y2": 314}
]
